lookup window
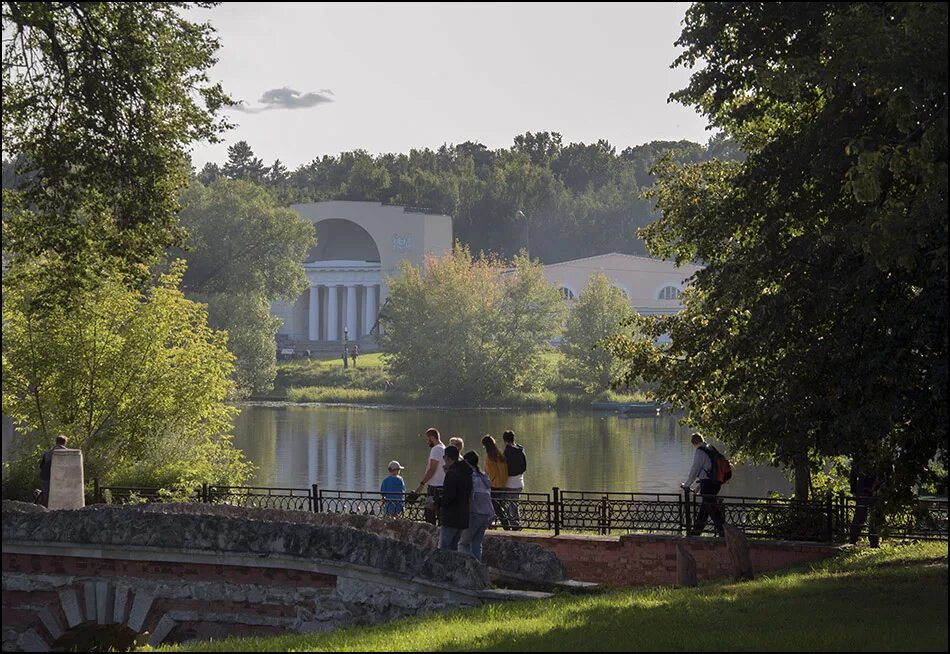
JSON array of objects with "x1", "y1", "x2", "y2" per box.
[
  {"x1": 658, "y1": 286, "x2": 681, "y2": 300},
  {"x1": 559, "y1": 287, "x2": 575, "y2": 300}
]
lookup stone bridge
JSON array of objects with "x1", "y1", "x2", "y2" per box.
[{"x1": 2, "y1": 503, "x2": 563, "y2": 652}]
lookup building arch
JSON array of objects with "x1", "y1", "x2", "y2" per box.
[
  {"x1": 306, "y1": 218, "x2": 381, "y2": 263},
  {"x1": 559, "y1": 285, "x2": 577, "y2": 301}
]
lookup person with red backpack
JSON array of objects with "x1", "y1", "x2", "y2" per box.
[{"x1": 681, "y1": 432, "x2": 730, "y2": 537}]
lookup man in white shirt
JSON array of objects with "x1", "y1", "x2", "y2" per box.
[{"x1": 414, "y1": 427, "x2": 445, "y2": 524}]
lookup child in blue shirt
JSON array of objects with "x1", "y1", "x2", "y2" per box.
[{"x1": 380, "y1": 460, "x2": 406, "y2": 516}]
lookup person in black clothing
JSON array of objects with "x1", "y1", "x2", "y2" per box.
[
  {"x1": 438, "y1": 445, "x2": 473, "y2": 551},
  {"x1": 38, "y1": 435, "x2": 68, "y2": 507},
  {"x1": 849, "y1": 458, "x2": 884, "y2": 547},
  {"x1": 502, "y1": 430, "x2": 527, "y2": 530}
]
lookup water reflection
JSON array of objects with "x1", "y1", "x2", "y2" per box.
[{"x1": 232, "y1": 404, "x2": 791, "y2": 496}]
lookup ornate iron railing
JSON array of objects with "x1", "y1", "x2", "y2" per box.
[{"x1": 90, "y1": 479, "x2": 947, "y2": 543}]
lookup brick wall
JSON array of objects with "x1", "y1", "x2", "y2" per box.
[{"x1": 489, "y1": 532, "x2": 840, "y2": 586}]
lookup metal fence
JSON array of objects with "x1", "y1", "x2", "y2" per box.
[{"x1": 90, "y1": 480, "x2": 948, "y2": 543}]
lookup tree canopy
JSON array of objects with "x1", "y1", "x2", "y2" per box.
[
  {"x1": 610, "y1": 2, "x2": 948, "y2": 503},
  {"x1": 1, "y1": 262, "x2": 252, "y2": 495},
  {"x1": 1, "y1": 1, "x2": 231, "y2": 291},
  {"x1": 379, "y1": 247, "x2": 564, "y2": 404},
  {"x1": 175, "y1": 179, "x2": 316, "y2": 393}
]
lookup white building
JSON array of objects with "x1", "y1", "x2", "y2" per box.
[
  {"x1": 539, "y1": 252, "x2": 702, "y2": 315},
  {"x1": 270, "y1": 201, "x2": 453, "y2": 347}
]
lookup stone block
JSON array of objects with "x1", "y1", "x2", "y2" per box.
[
  {"x1": 48, "y1": 449, "x2": 85, "y2": 511},
  {"x1": 724, "y1": 524, "x2": 755, "y2": 581},
  {"x1": 113, "y1": 583, "x2": 130, "y2": 625},
  {"x1": 37, "y1": 606, "x2": 65, "y2": 640},
  {"x1": 96, "y1": 581, "x2": 110, "y2": 624},
  {"x1": 58, "y1": 588, "x2": 83, "y2": 628},
  {"x1": 148, "y1": 615, "x2": 177, "y2": 647},
  {"x1": 675, "y1": 541, "x2": 697, "y2": 587},
  {"x1": 83, "y1": 582, "x2": 97, "y2": 622},
  {"x1": 127, "y1": 589, "x2": 154, "y2": 632}
]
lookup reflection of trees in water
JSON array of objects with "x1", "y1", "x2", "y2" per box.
[{"x1": 231, "y1": 406, "x2": 789, "y2": 496}]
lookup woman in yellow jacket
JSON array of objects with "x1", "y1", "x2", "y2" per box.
[{"x1": 481, "y1": 434, "x2": 512, "y2": 530}]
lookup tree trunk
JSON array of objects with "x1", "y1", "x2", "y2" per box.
[{"x1": 794, "y1": 456, "x2": 811, "y2": 501}]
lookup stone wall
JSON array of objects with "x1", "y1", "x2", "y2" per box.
[
  {"x1": 1, "y1": 502, "x2": 558, "y2": 652},
  {"x1": 488, "y1": 531, "x2": 842, "y2": 587}
]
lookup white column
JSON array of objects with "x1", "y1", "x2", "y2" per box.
[
  {"x1": 364, "y1": 284, "x2": 377, "y2": 336},
  {"x1": 307, "y1": 285, "x2": 319, "y2": 341},
  {"x1": 346, "y1": 284, "x2": 358, "y2": 341},
  {"x1": 326, "y1": 285, "x2": 339, "y2": 341}
]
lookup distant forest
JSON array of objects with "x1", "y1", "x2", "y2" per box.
[
  {"x1": 2, "y1": 132, "x2": 742, "y2": 264},
  {"x1": 194, "y1": 132, "x2": 742, "y2": 263}
]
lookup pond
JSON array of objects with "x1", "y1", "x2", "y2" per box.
[{"x1": 232, "y1": 403, "x2": 792, "y2": 497}]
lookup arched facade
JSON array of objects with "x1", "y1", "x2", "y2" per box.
[{"x1": 271, "y1": 202, "x2": 453, "y2": 346}]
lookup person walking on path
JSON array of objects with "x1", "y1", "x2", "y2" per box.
[
  {"x1": 459, "y1": 451, "x2": 495, "y2": 561},
  {"x1": 38, "y1": 435, "x2": 68, "y2": 508},
  {"x1": 414, "y1": 428, "x2": 446, "y2": 525},
  {"x1": 482, "y1": 434, "x2": 513, "y2": 529},
  {"x1": 437, "y1": 445, "x2": 472, "y2": 551},
  {"x1": 681, "y1": 432, "x2": 725, "y2": 537},
  {"x1": 342, "y1": 347, "x2": 349, "y2": 369},
  {"x1": 849, "y1": 457, "x2": 884, "y2": 547},
  {"x1": 502, "y1": 430, "x2": 527, "y2": 530},
  {"x1": 380, "y1": 460, "x2": 406, "y2": 517},
  {"x1": 449, "y1": 436, "x2": 464, "y2": 452},
  {"x1": 351, "y1": 345, "x2": 359, "y2": 368}
]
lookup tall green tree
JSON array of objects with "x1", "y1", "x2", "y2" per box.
[
  {"x1": 175, "y1": 179, "x2": 316, "y2": 394},
  {"x1": 379, "y1": 246, "x2": 563, "y2": 404},
  {"x1": 222, "y1": 141, "x2": 268, "y2": 183},
  {"x1": 2, "y1": 2, "x2": 232, "y2": 290},
  {"x1": 562, "y1": 272, "x2": 635, "y2": 393},
  {"x1": 1, "y1": 261, "x2": 252, "y2": 495},
  {"x1": 610, "y1": 2, "x2": 948, "y2": 503}
]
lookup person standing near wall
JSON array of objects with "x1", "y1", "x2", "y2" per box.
[
  {"x1": 437, "y1": 445, "x2": 472, "y2": 551},
  {"x1": 502, "y1": 430, "x2": 527, "y2": 531},
  {"x1": 681, "y1": 432, "x2": 725, "y2": 537},
  {"x1": 414, "y1": 428, "x2": 446, "y2": 524}
]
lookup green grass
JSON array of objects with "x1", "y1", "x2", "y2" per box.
[
  {"x1": 285, "y1": 385, "x2": 417, "y2": 404},
  {"x1": 151, "y1": 541, "x2": 948, "y2": 652}
]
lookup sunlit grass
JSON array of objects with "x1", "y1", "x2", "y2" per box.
[{"x1": 151, "y1": 541, "x2": 947, "y2": 652}]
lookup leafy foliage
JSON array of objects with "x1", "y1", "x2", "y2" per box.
[
  {"x1": 561, "y1": 272, "x2": 636, "y2": 393},
  {"x1": 609, "y1": 2, "x2": 948, "y2": 502},
  {"x1": 1, "y1": 2, "x2": 232, "y2": 291},
  {"x1": 1, "y1": 261, "x2": 253, "y2": 496},
  {"x1": 379, "y1": 247, "x2": 565, "y2": 404},
  {"x1": 174, "y1": 179, "x2": 315, "y2": 394}
]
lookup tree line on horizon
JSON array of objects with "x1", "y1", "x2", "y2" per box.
[{"x1": 191, "y1": 131, "x2": 742, "y2": 263}]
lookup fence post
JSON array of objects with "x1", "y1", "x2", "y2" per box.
[
  {"x1": 600, "y1": 495, "x2": 608, "y2": 535},
  {"x1": 311, "y1": 484, "x2": 320, "y2": 513},
  {"x1": 552, "y1": 487, "x2": 560, "y2": 536},
  {"x1": 92, "y1": 478, "x2": 101, "y2": 504},
  {"x1": 202, "y1": 482, "x2": 209, "y2": 504},
  {"x1": 683, "y1": 488, "x2": 692, "y2": 536},
  {"x1": 825, "y1": 491, "x2": 833, "y2": 542}
]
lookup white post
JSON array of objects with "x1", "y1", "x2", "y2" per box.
[
  {"x1": 327, "y1": 285, "x2": 339, "y2": 341},
  {"x1": 308, "y1": 285, "x2": 319, "y2": 341},
  {"x1": 364, "y1": 284, "x2": 377, "y2": 336},
  {"x1": 346, "y1": 284, "x2": 358, "y2": 340}
]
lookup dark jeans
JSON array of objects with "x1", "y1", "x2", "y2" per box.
[
  {"x1": 425, "y1": 485, "x2": 442, "y2": 525},
  {"x1": 850, "y1": 496, "x2": 880, "y2": 547},
  {"x1": 691, "y1": 480, "x2": 725, "y2": 536},
  {"x1": 491, "y1": 489, "x2": 514, "y2": 530}
]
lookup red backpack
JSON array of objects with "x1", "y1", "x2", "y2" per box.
[{"x1": 702, "y1": 445, "x2": 733, "y2": 484}]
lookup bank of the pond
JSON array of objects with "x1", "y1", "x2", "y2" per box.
[
  {"x1": 268, "y1": 357, "x2": 652, "y2": 409},
  {"x1": 150, "y1": 541, "x2": 948, "y2": 652}
]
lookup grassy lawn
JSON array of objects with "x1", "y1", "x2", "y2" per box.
[
  {"x1": 152, "y1": 541, "x2": 948, "y2": 652},
  {"x1": 273, "y1": 353, "x2": 652, "y2": 408}
]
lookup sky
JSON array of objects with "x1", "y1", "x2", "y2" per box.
[{"x1": 187, "y1": 2, "x2": 710, "y2": 169}]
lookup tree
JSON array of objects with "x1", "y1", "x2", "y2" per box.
[
  {"x1": 1, "y1": 261, "x2": 252, "y2": 495},
  {"x1": 2, "y1": 2, "x2": 232, "y2": 291},
  {"x1": 379, "y1": 246, "x2": 563, "y2": 404},
  {"x1": 221, "y1": 141, "x2": 268, "y2": 183},
  {"x1": 609, "y1": 3, "x2": 948, "y2": 504},
  {"x1": 175, "y1": 179, "x2": 316, "y2": 394},
  {"x1": 562, "y1": 272, "x2": 635, "y2": 393}
]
